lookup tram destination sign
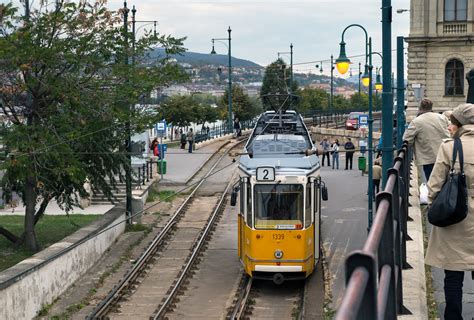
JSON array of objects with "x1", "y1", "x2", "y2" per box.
[{"x1": 256, "y1": 167, "x2": 275, "y2": 181}]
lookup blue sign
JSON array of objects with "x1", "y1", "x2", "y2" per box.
[
  {"x1": 358, "y1": 115, "x2": 368, "y2": 128},
  {"x1": 156, "y1": 120, "x2": 167, "y2": 136}
]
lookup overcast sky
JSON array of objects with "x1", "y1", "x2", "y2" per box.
[
  {"x1": 15, "y1": 0, "x2": 412, "y2": 76},
  {"x1": 111, "y1": 0, "x2": 412, "y2": 75}
]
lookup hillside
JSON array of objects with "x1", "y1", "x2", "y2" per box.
[{"x1": 150, "y1": 48, "x2": 262, "y2": 68}]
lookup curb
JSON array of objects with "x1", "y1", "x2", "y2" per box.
[{"x1": 399, "y1": 163, "x2": 429, "y2": 319}]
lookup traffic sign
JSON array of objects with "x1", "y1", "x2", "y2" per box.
[
  {"x1": 358, "y1": 115, "x2": 368, "y2": 128},
  {"x1": 156, "y1": 120, "x2": 166, "y2": 137}
]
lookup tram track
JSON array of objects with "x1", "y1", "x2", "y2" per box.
[
  {"x1": 227, "y1": 275, "x2": 306, "y2": 320},
  {"x1": 86, "y1": 138, "x2": 246, "y2": 319}
]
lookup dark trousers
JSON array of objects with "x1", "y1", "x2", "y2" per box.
[
  {"x1": 423, "y1": 163, "x2": 435, "y2": 181},
  {"x1": 373, "y1": 179, "x2": 380, "y2": 198},
  {"x1": 188, "y1": 141, "x2": 193, "y2": 153},
  {"x1": 345, "y1": 153, "x2": 354, "y2": 170},
  {"x1": 444, "y1": 270, "x2": 474, "y2": 320},
  {"x1": 322, "y1": 152, "x2": 330, "y2": 166}
]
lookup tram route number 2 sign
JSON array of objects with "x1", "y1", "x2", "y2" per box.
[{"x1": 256, "y1": 167, "x2": 275, "y2": 181}]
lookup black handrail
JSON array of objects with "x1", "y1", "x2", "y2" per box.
[{"x1": 335, "y1": 141, "x2": 412, "y2": 320}]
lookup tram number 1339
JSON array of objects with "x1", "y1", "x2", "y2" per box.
[
  {"x1": 256, "y1": 167, "x2": 275, "y2": 181},
  {"x1": 273, "y1": 233, "x2": 284, "y2": 240}
]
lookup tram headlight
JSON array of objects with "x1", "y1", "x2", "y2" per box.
[{"x1": 274, "y1": 249, "x2": 283, "y2": 259}]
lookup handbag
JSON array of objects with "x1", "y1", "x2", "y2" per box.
[{"x1": 428, "y1": 137, "x2": 468, "y2": 227}]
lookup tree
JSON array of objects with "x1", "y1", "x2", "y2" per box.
[
  {"x1": 160, "y1": 95, "x2": 195, "y2": 128},
  {"x1": 0, "y1": 1, "x2": 186, "y2": 251},
  {"x1": 260, "y1": 58, "x2": 298, "y2": 111},
  {"x1": 217, "y1": 85, "x2": 262, "y2": 122},
  {"x1": 296, "y1": 88, "x2": 329, "y2": 113}
]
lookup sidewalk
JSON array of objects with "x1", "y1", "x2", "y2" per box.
[
  {"x1": 159, "y1": 138, "x2": 230, "y2": 185},
  {"x1": 431, "y1": 234, "x2": 474, "y2": 319},
  {"x1": 0, "y1": 199, "x2": 113, "y2": 216}
]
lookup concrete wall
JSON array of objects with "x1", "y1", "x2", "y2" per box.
[
  {"x1": 311, "y1": 127, "x2": 382, "y2": 148},
  {"x1": 0, "y1": 207, "x2": 126, "y2": 319}
]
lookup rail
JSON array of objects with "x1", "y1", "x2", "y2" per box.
[{"x1": 335, "y1": 141, "x2": 412, "y2": 320}]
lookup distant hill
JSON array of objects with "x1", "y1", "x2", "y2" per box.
[{"x1": 150, "y1": 48, "x2": 262, "y2": 68}]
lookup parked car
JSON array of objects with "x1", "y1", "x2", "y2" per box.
[{"x1": 345, "y1": 112, "x2": 364, "y2": 130}]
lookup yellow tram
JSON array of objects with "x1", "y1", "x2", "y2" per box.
[{"x1": 231, "y1": 108, "x2": 327, "y2": 284}]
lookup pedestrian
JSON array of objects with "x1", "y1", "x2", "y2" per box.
[
  {"x1": 150, "y1": 138, "x2": 158, "y2": 155},
  {"x1": 320, "y1": 137, "x2": 330, "y2": 167},
  {"x1": 331, "y1": 139, "x2": 340, "y2": 170},
  {"x1": 403, "y1": 98, "x2": 450, "y2": 181},
  {"x1": 186, "y1": 128, "x2": 194, "y2": 153},
  {"x1": 425, "y1": 103, "x2": 474, "y2": 320},
  {"x1": 344, "y1": 137, "x2": 355, "y2": 170},
  {"x1": 180, "y1": 129, "x2": 186, "y2": 149},
  {"x1": 234, "y1": 117, "x2": 241, "y2": 137},
  {"x1": 372, "y1": 158, "x2": 382, "y2": 198},
  {"x1": 174, "y1": 128, "x2": 179, "y2": 141}
]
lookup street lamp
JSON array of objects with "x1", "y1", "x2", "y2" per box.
[
  {"x1": 335, "y1": 24, "x2": 376, "y2": 230},
  {"x1": 375, "y1": 69, "x2": 383, "y2": 92},
  {"x1": 315, "y1": 56, "x2": 335, "y2": 113},
  {"x1": 277, "y1": 43, "x2": 294, "y2": 92},
  {"x1": 211, "y1": 27, "x2": 232, "y2": 133}
]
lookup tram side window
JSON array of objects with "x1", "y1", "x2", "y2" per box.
[
  {"x1": 254, "y1": 184, "x2": 303, "y2": 229},
  {"x1": 246, "y1": 182, "x2": 252, "y2": 227},
  {"x1": 305, "y1": 183, "x2": 312, "y2": 228}
]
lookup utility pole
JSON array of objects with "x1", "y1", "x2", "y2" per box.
[
  {"x1": 381, "y1": 0, "x2": 394, "y2": 187},
  {"x1": 227, "y1": 27, "x2": 232, "y2": 133},
  {"x1": 330, "y1": 54, "x2": 334, "y2": 113},
  {"x1": 123, "y1": 1, "x2": 132, "y2": 223},
  {"x1": 396, "y1": 36, "x2": 405, "y2": 149},
  {"x1": 290, "y1": 43, "x2": 294, "y2": 92}
]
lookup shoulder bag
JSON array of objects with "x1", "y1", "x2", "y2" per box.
[{"x1": 428, "y1": 138, "x2": 468, "y2": 227}]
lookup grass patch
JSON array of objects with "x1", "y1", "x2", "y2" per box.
[
  {"x1": 125, "y1": 223, "x2": 151, "y2": 233},
  {"x1": 158, "y1": 190, "x2": 177, "y2": 202},
  {"x1": 146, "y1": 187, "x2": 160, "y2": 203},
  {"x1": 0, "y1": 215, "x2": 100, "y2": 272}
]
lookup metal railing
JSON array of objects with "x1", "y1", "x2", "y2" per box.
[
  {"x1": 301, "y1": 110, "x2": 353, "y2": 128},
  {"x1": 336, "y1": 142, "x2": 412, "y2": 320},
  {"x1": 193, "y1": 119, "x2": 256, "y2": 143}
]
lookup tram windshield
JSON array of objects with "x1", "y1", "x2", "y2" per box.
[{"x1": 254, "y1": 184, "x2": 303, "y2": 229}]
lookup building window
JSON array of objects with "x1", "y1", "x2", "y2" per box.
[
  {"x1": 444, "y1": 0, "x2": 468, "y2": 21},
  {"x1": 445, "y1": 59, "x2": 464, "y2": 96}
]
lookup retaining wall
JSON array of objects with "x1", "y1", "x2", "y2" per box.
[
  {"x1": 311, "y1": 127, "x2": 382, "y2": 148},
  {"x1": 0, "y1": 206, "x2": 126, "y2": 319}
]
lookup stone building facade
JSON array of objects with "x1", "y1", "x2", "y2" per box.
[{"x1": 406, "y1": 0, "x2": 474, "y2": 116}]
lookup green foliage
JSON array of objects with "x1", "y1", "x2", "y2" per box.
[
  {"x1": 217, "y1": 84, "x2": 262, "y2": 121},
  {"x1": 260, "y1": 58, "x2": 299, "y2": 111},
  {"x1": 125, "y1": 223, "x2": 150, "y2": 233},
  {"x1": 160, "y1": 95, "x2": 195, "y2": 127},
  {"x1": 296, "y1": 88, "x2": 329, "y2": 113},
  {"x1": 158, "y1": 190, "x2": 177, "y2": 202},
  {"x1": 0, "y1": 1, "x2": 187, "y2": 249}
]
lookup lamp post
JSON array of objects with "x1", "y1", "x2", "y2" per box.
[
  {"x1": 316, "y1": 58, "x2": 335, "y2": 113},
  {"x1": 335, "y1": 24, "x2": 375, "y2": 230},
  {"x1": 381, "y1": 0, "x2": 394, "y2": 187},
  {"x1": 122, "y1": 1, "x2": 132, "y2": 223},
  {"x1": 375, "y1": 67, "x2": 383, "y2": 112},
  {"x1": 211, "y1": 27, "x2": 232, "y2": 133},
  {"x1": 277, "y1": 43, "x2": 294, "y2": 93}
]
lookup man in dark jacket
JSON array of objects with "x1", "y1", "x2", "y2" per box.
[{"x1": 344, "y1": 138, "x2": 355, "y2": 170}]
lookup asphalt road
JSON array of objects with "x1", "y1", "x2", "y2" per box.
[{"x1": 319, "y1": 158, "x2": 370, "y2": 309}]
